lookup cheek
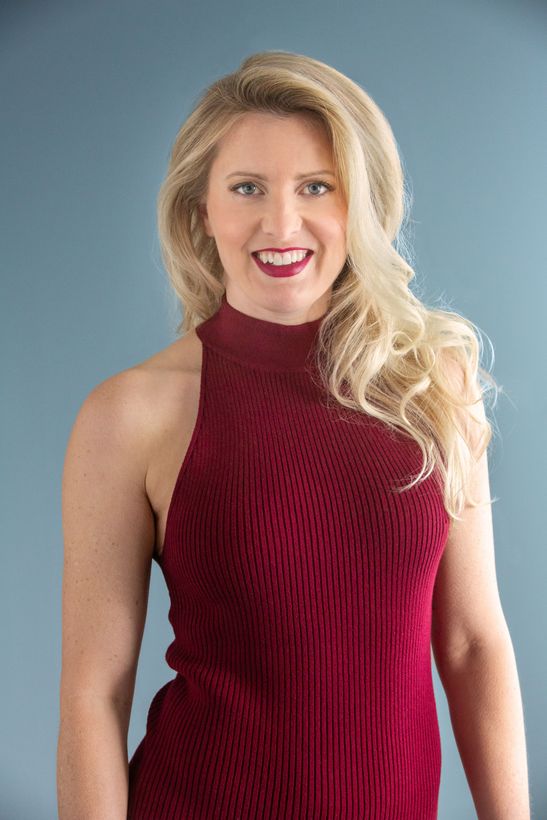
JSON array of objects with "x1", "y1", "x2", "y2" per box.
[
  {"x1": 220, "y1": 206, "x2": 251, "y2": 239},
  {"x1": 213, "y1": 217, "x2": 248, "y2": 248},
  {"x1": 205, "y1": 194, "x2": 247, "y2": 240},
  {"x1": 321, "y1": 219, "x2": 346, "y2": 247}
]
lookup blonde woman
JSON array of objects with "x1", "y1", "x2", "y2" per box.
[{"x1": 57, "y1": 51, "x2": 530, "y2": 819}]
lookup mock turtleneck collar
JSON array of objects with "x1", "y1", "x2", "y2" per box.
[{"x1": 195, "y1": 293, "x2": 327, "y2": 371}]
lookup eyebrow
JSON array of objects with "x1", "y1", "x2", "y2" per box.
[{"x1": 225, "y1": 170, "x2": 336, "y2": 180}]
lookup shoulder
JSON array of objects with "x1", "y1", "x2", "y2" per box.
[
  {"x1": 436, "y1": 348, "x2": 487, "y2": 454},
  {"x1": 68, "y1": 331, "x2": 202, "y2": 470},
  {"x1": 92, "y1": 329, "x2": 200, "y2": 400},
  {"x1": 436, "y1": 348, "x2": 479, "y2": 399}
]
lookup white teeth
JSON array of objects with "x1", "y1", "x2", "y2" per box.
[{"x1": 255, "y1": 250, "x2": 309, "y2": 265}]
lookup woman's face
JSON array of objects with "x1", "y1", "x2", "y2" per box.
[{"x1": 199, "y1": 111, "x2": 348, "y2": 323}]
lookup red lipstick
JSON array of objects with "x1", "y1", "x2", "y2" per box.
[
  {"x1": 254, "y1": 247, "x2": 311, "y2": 253},
  {"x1": 252, "y1": 250, "x2": 313, "y2": 278}
]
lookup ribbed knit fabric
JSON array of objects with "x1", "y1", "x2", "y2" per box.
[{"x1": 127, "y1": 292, "x2": 450, "y2": 819}]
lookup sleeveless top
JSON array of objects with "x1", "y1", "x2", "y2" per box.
[{"x1": 127, "y1": 292, "x2": 450, "y2": 819}]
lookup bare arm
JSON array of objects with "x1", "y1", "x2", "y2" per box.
[
  {"x1": 57, "y1": 370, "x2": 156, "y2": 820},
  {"x1": 431, "y1": 355, "x2": 530, "y2": 817},
  {"x1": 434, "y1": 637, "x2": 530, "y2": 820}
]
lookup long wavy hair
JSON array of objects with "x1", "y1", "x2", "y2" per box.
[{"x1": 156, "y1": 50, "x2": 500, "y2": 523}]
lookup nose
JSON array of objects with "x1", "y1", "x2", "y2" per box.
[{"x1": 260, "y1": 193, "x2": 303, "y2": 240}]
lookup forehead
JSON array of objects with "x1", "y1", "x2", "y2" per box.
[{"x1": 211, "y1": 112, "x2": 333, "y2": 173}]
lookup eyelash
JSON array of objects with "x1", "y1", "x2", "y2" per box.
[{"x1": 230, "y1": 180, "x2": 334, "y2": 197}]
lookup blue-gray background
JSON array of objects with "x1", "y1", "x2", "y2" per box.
[{"x1": 2, "y1": 1, "x2": 545, "y2": 817}]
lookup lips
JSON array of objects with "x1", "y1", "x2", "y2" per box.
[
  {"x1": 252, "y1": 250, "x2": 314, "y2": 278},
  {"x1": 252, "y1": 250, "x2": 313, "y2": 257},
  {"x1": 254, "y1": 247, "x2": 312, "y2": 253}
]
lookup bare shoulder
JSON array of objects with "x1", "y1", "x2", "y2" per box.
[
  {"x1": 137, "y1": 328, "x2": 202, "y2": 377},
  {"x1": 80, "y1": 330, "x2": 202, "y2": 445},
  {"x1": 119, "y1": 327, "x2": 202, "y2": 397},
  {"x1": 59, "y1": 331, "x2": 202, "y2": 709},
  {"x1": 133, "y1": 330, "x2": 203, "y2": 457},
  {"x1": 64, "y1": 328, "x2": 203, "y2": 528},
  {"x1": 436, "y1": 348, "x2": 486, "y2": 454}
]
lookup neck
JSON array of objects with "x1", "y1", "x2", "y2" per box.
[{"x1": 195, "y1": 292, "x2": 327, "y2": 371}]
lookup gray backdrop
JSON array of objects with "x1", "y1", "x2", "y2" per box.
[{"x1": 2, "y1": 0, "x2": 545, "y2": 817}]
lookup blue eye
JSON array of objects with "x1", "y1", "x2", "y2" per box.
[
  {"x1": 231, "y1": 180, "x2": 333, "y2": 197},
  {"x1": 233, "y1": 182, "x2": 259, "y2": 196},
  {"x1": 306, "y1": 181, "x2": 331, "y2": 195}
]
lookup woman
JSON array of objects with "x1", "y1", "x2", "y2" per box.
[{"x1": 57, "y1": 51, "x2": 530, "y2": 819}]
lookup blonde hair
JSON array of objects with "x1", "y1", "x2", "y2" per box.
[{"x1": 156, "y1": 50, "x2": 501, "y2": 523}]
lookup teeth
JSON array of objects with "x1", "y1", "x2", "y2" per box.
[{"x1": 255, "y1": 250, "x2": 309, "y2": 265}]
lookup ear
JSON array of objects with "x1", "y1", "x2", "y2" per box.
[{"x1": 198, "y1": 202, "x2": 212, "y2": 237}]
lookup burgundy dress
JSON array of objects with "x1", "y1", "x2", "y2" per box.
[{"x1": 127, "y1": 293, "x2": 449, "y2": 819}]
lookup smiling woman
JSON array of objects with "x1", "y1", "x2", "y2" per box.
[
  {"x1": 196, "y1": 111, "x2": 347, "y2": 306},
  {"x1": 58, "y1": 50, "x2": 530, "y2": 820}
]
